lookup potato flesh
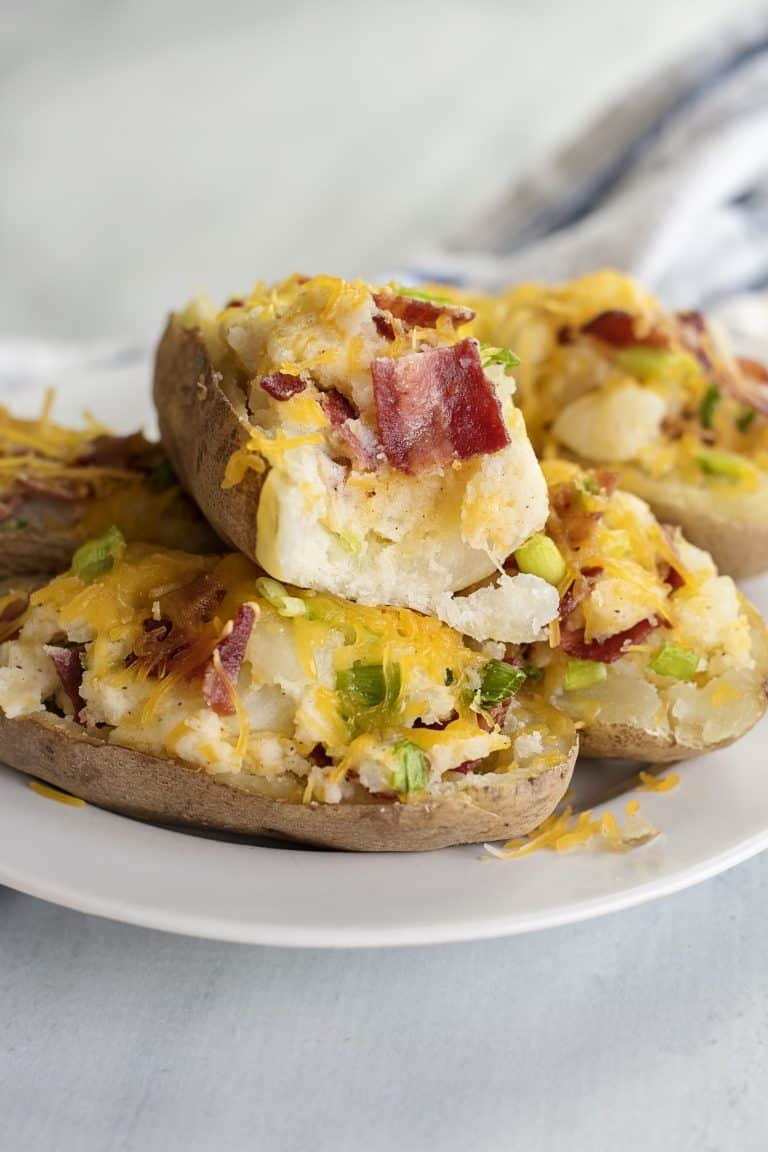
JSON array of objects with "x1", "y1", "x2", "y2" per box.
[{"x1": 0, "y1": 551, "x2": 574, "y2": 804}]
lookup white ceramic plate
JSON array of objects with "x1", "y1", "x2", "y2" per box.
[{"x1": 0, "y1": 349, "x2": 766, "y2": 948}]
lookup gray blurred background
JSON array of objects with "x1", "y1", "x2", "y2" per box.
[{"x1": 1, "y1": 0, "x2": 742, "y2": 343}]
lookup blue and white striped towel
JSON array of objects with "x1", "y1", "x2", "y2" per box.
[{"x1": 411, "y1": 8, "x2": 768, "y2": 312}]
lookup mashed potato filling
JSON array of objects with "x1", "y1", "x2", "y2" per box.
[
  {"x1": 527, "y1": 460, "x2": 765, "y2": 745},
  {"x1": 183, "y1": 277, "x2": 555, "y2": 642},
  {"x1": 462, "y1": 269, "x2": 768, "y2": 519},
  {"x1": 0, "y1": 546, "x2": 572, "y2": 805}
]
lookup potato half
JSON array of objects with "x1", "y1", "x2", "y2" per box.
[
  {"x1": 0, "y1": 711, "x2": 576, "y2": 851},
  {"x1": 0, "y1": 407, "x2": 219, "y2": 578},
  {"x1": 527, "y1": 459, "x2": 768, "y2": 762},
  {"x1": 462, "y1": 270, "x2": 768, "y2": 579},
  {"x1": 153, "y1": 276, "x2": 558, "y2": 643},
  {"x1": 0, "y1": 546, "x2": 577, "y2": 851}
]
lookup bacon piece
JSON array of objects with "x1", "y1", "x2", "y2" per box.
[
  {"x1": 549, "y1": 481, "x2": 603, "y2": 549},
  {"x1": 17, "y1": 475, "x2": 91, "y2": 502},
  {"x1": 0, "y1": 492, "x2": 23, "y2": 522},
  {"x1": 724, "y1": 357, "x2": 768, "y2": 417},
  {"x1": 373, "y1": 314, "x2": 395, "y2": 341},
  {"x1": 132, "y1": 573, "x2": 226, "y2": 678},
  {"x1": 660, "y1": 563, "x2": 685, "y2": 591},
  {"x1": 676, "y1": 310, "x2": 715, "y2": 371},
  {"x1": 560, "y1": 617, "x2": 658, "y2": 664},
  {"x1": 319, "y1": 390, "x2": 379, "y2": 471},
  {"x1": 581, "y1": 310, "x2": 669, "y2": 349},
  {"x1": 737, "y1": 356, "x2": 768, "y2": 384},
  {"x1": 160, "y1": 572, "x2": 226, "y2": 629},
  {"x1": 559, "y1": 568, "x2": 604, "y2": 622},
  {"x1": 260, "y1": 372, "x2": 307, "y2": 401},
  {"x1": 44, "y1": 644, "x2": 86, "y2": 721},
  {"x1": 372, "y1": 292, "x2": 475, "y2": 331},
  {"x1": 202, "y1": 604, "x2": 256, "y2": 715},
  {"x1": 77, "y1": 432, "x2": 164, "y2": 473},
  {"x1": 0, "y1": 594, "x2": 28, "y2": 623},
  {"x1": 372, "y1": 339, "x2": 509, "y2": 473},
  {"x1": 594, "y1": 469, "x2": 619, "y2": 496},
  {"x1": 452, "y1": 760, "x2": 480, "y2": 775},
  {"x1": 319, "y1": 389, "x2": 356, "y2": 425}
]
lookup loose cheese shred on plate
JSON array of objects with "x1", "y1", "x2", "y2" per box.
[
  {"x1": 28, "y1": 779, "x2": 87, "y2": 807},
  {"x1": 485, "y1": 794, "x2": 661, "y2": 860},
  {"x1": 638, "y1": 770, "x2": 680, "y2": 793}
]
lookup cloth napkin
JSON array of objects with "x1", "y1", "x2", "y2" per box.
[{"x1": 409, "y1": 8, "x2": 768, "y2": 312}]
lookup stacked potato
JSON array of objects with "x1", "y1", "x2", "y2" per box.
[{"x1": 0, "y1": 272, "x2": 764, "y2": 850}]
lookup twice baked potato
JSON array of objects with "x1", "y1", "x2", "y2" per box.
[
  {"x1": 154, "y1": 275, "x2": 561, "y2": 643},
  {"x1": 0, "y1": 398, "x2": 219, "y2": 576},
  {"x1": 464, "y1": 270, "x2": 768, "y2": 578},
  {"x1": 0, "y1": 541, "x2": 577, "y2": 850},
  {"x1": 522, "y1": 460, "x2": 768, "y2": 761}
]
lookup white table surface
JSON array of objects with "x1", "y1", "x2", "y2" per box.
[{"x1": 2, "y1": 2, "x2": 767, "y2": 1149}]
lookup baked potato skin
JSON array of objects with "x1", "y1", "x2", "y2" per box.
[
  {"x1": 617, "y1": 475, "x2": 768, "y2": 582},
  {"x1": 154, "y1": 317, "x2": 264, "y2": 562},
  {"x1": 0, "y1": 528, "x2": 79, "y2": 580},
  {"x1": 576, "y1": 601, "x2": 768, "y2": 762},
  {"x1": 1, "y1": 713, "x2": 577, "y2": 852}
]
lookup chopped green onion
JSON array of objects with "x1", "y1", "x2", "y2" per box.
[
  {"x1": 613, "y1": 347, "x2": 690, "y2": 379},
  {"x1": 580, "y1": 474, "x2": 600, "y2": 495},
  {"x1": 650, "y1": 644, "x2": 699, "y2": 681},
  {"x1": 514, "y1": 534, "x2": 566, "y2": 586},
  {"x1": 564, "y1": 658, "x2": 607, "y2": 692},
  {"x1": 522, "y1": 662, "x2": 544, "y2": 681},
  {"x1": 698, "y1": 384, "x2": 721, "y2": 430},
  {"x1": 336, "y1": 662, "x2": 401, "y2": 709},
  {"x1": 479, "y1": 659, "x2": 527, "y2": 707},
  {"x1": 736, "y1": 408, "x2": 756, "y2": 433},
  {"x1": 695, "y1": 449, "x2": 745, "y2": 481},
  {"x1": 390, "y1": 740, "x2": 430, "y2": 792},
  {"x1": 255, "y1": 576, "x2": 307, "y2": 618},
  {"x1": 392, "y1": 283, "x2": 455, "y2": 305},
  {"x1": 71, "y1": 526, "x2": 126, "y2": 582},
  {"x1": 480, "y1": 344, "x2": 521, "y2": 372},
  {"x1": 149, "y1": 459, "x2": 177, "y2": 490}
]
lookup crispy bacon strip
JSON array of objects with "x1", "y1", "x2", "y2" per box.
[
  {"x1": 44, "y1": 644, "x2": 86, "y2": 722},
  {"x1": 77, "y1": 433, "x2": 164, "y2": 472},
  {"x1": 319, "y1": 390, "x2": 379, "y2": 471},
  {"x1": 372, "y1": 292, "x2": 475, "y2": 331},
  {"x1": 260, "y1": 372, "x2": 307, "y2": 401},
  {"x1": 452, "y1": 760, "x2": 480, "y2": 775},
  {"x1": 132, "y1": 573, "x2": 226, "y2": 678},
  {"x1": 560, "y1": 617, "x2": 658, "y2": 664},
  {"x1": 372, "y1": 339, "x2": 509, "y2": 473},
  {"x1": 726, "y1": 357, "x2": 768, "y2": 417},
  {"x1": 17, "y1": 475, "x2": 92, "y2": 502},
  {"x1": 0, "y1": 594, "x2": 28, "y2": 623},
  {"x1": 581, "y1": 310, "x2": 669, "y2": 349},
  {"x1": 373, "y1": 314, "x2": 395, "y2": 341},
  {"x1": 319, "y1": 389, "x2": 356, "y2": 425},
  {"x1": 594, "y1": 469, "x2": 619, "y2": 496},
  {"x1": 202, "y1": 604, "x2": 256, "y2": 715},
  {"x1": 675, "y1": 310, "x2": 715, "y2": 371},
  {"x1": 0, "y1": 492, "x2": 23, "y2": 522}
]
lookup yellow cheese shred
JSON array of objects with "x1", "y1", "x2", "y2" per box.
[
  {"x1": 485, "y1": 793, "x2": 661, "y2": 860},
  {"x1": 28, "y1": 778, "x2": 87, "y2": 807}
]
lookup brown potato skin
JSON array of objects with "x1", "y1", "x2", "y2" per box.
[
  {"x1": 630, "y1": 489, "x2": 768, "y2": 581},
  {"x1": 0, "y1": 528, "x2": 79, "y2": 580},
  {"x1": 153, "y1": 317, "x2": 264, "y2": 562},
  {"x1": 1, "y1": 713, "x2": 577, "y2": 852},
  {"x1": 577, "y1": 601, "x2": 768, "y2": 762}
]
